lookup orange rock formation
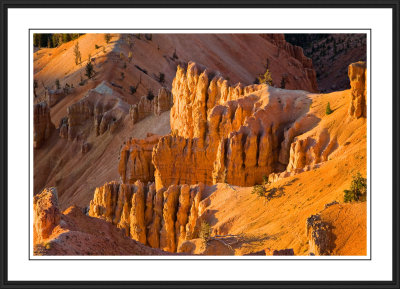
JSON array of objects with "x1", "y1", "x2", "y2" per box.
[
  {"x1": 33, "y1": 187, "x2": 60, "y2": 243},
  {"x1": 348, "y1": 61, "x2": 367, "y2": 118},
  {"x1": 129, "y1": 87, "x2": 173, "y2": 124},
  {"x1": 88, "y1": 180, "x2": 205, "y2": 252},
  {"x1": 118, "y1": 133, "x2": 161, "y2": 184},
  {"x1": 33, "y1": 102, "x2": 55, "y2": 149},
  {"x1": 152, "y1": 62, "x2": 315, "y2": 190}
]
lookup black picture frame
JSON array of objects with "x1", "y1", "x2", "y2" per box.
[{"x1": 1, "y1": 0, "x2": 399, "y2": 288}]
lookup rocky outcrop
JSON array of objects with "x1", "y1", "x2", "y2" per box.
[
  {"x1": 33, "y1": 187, "x2": 61, "y2": 243},
  {"x1": 88, "y1": 181, "x2": 205, "y2": 252},
  {"x1": 47, "y1": 87, "x2": 74, "y2": 107},
  {"x1": 306, "y1": 214, "x2": 334, "y2": 256},
  {"x1": 34, "y1": 204, "x2": 177, "y2": 256},
  {"x1": 33, "y1": 102, "x2": 55, "y2": 149},
  {"x1": 348, "y1": 61, "x2": 367, "y2": 118},
  {"x1": 59, "y1": 82, "x2": 129, "y2": 141},
  {"x1": 118, "y1": 133, "x2": 161, "y2": 184},
  {"x1": 129, "y1": 87, "x2": 172, "y2": 125},
  {"x1": 152, "y1": 62, "x2": 313, "y2": 189},
  {"x1": 287, "y1": 129, "x2": 337, "y2": 172}
]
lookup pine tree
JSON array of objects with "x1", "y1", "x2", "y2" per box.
[
  {"x1": 74, "y1": 41, "x2": 81, "y2": 65},
  {"x1": 33, "y1": 80, "x2": 38, "y2": 98},
  {"x1": 326, "y1": 102, "x2": 333, "y2": 115},
  {"x1": 104, "y1": 33, "x2": 111, "y2": 44},
  {"x1": 33, "y1": 34, "x2": 41, "y2": 47},
  {"x1": 85, "y1": 62, "x2": 94, "y2": 79},
  {"x1": 280, "y1": 76, "x2": 286, "y2": 89}
]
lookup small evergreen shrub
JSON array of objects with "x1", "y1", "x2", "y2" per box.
[
  {"x1": 158, "y1": 72, "x2": 165, "y2": 83},
  {"x1": 104, "y1": 33, "x2": 111, "y2": 44},
  {"x1": 146, "y1": 90, "x2": 154, "y2": 101},
  {"x1": 344, "y1": 172, "x2": 367, "y2": 202},
  {"x1": 258, "y1": 69, "x2": 273, "y2": 86},
  {"x1": 85, "y1": 62, "x2": 94, "y2": 79},
  {"x1": 199, "y1": 221, "x2": 212, "y2": 246},
  {"x1": 129, "y1": 85, "x2": 136, "y2": 95},
  {"x1": 252, "y1": 184, "x2": 266, "y2": 198},
  {"x1": 326, "y1": 102, "x2": 333, "y2": 115}
]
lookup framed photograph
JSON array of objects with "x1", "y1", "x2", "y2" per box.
[{"x1": 1, "y1": 0, "x2": 399, "y2": 288}]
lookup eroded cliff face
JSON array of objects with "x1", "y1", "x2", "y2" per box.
[
  {"x1": 59, "y1": 82, "x2": 129, "y2": 141},
  {"x1": 88, "y1": 180, "x2": 205, "y2": 252},
  {"x1": 129, "y1": 87, "x2": 172, "y2": 125},
  {"x1": 261, "y1": 34, "x2": 318, "y2": 92},
  {"x1": 286, "y1": 129, "x2": 337, "y2": 172},
  {"x1": 118, "y1": 133, "x2": 161, "y2": 184},
  {"x1": 152, "y1": 62, "x2": 313, "y2": 190},
  {"x1": 33, "y1": 187, "x2": 61, "y2": 243},
  {"x1": 348, "y1": 61, "x2": 367, "y2": 118},
  {"x1": 34, "y1": 102, "x2": 55, "y2": 149}
]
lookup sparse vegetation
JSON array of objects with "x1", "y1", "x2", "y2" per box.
[
  {"x1": 33, "y1": 80, "x2": 38, "y2": 97},
  {"x1": 104, "y1": 33, "x2": 111, "y2": 44},
  {"x1": 252, "y1": 184, "x2": 266, "y2": 198},
  {"x1": 326, "y1": 102, "x2": 333, "y2": 115},
  {"x1": 344, "y1": 172, "x2": 367, "y2": 203},
  {"x1": 157, "y1": 72, "x2": 165, "y2": 84},
  {"x1": 128, "y1": 51, "x2": 133, "y2": 62},
  {"x1": 95, "y1": 44, "x2": 100, "y2": 49},
  {"x1": 262, "y1": 175, "x2": 269, "y2": 185},
  {"x1": 172, "y1": 49, "x2": 178, "y2": 60},
  {"x1": 85, "y1": 62, "x2": 94, "y2": 79},
  {"x1": 55, "y1": 79, "x2": 60, "y2": 89},
  {"x1": 146, "y1": 90, "x2": 154, "y2": 100},
  {"x1": 120, "y1": 72, "x2": 125, "y2": 80},
  {"x1": 129, "y1": 85, "x2": 137, "y2": 95},
  {"x1": 199, "y1": 221, "x2": 212, "y2": 247},
  {"x1": 258, "y1": 69, "x2": 273, "y2": 86},
  {"x1": 73, "y1": 41, "x2": 81, "y2": 65}
]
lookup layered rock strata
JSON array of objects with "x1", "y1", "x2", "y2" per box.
[
  {"x1": 348, "y1": 61, "x2": 367, "y2": 118},
  {"x1": 129, "y1": 87, "x2": 172, "y2": 125},
  {"x1": 88, "y1": 180, "x2": 205, "y2": 252},
  {"x1": 118, "y1": 133, "x2": 161, "y2": 184},
  {"x1": 33, "y1": 101, "x2": 55, "y2": 149},
  {"x1": 152, "y1": 62, "x2": 313, "y2": 190},
  {"x1": 59, "y1": 82, "x2": 129, "y2": 140}
]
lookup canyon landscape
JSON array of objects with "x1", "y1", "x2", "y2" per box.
[{"x1": 33, "y1": 33, "x2": 367, "y2": 256}]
